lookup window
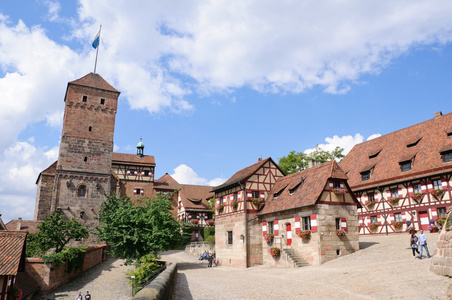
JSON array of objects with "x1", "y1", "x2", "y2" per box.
[
  {"x1": 274, "y1": 188, "x2": 285, "y2": 199},
  {"x1": 368, "y1": 193, "x2": 375, "y2": 202},
  {"x1": 129, "y1": 169, "x2": 136, "y2": 176},
  {"x1": 84, "y1": 156, "x2": 87, "y2": 162},
  {"x1": 413, "y1": 184, "x2": 422, "y2": 194},
  {"x1": 100, "y1": 98, "x2": 105, "y2": 105},
  {"x1": 333, "y1": 181, "x2": 341, "y2": 188},
  {"x1": 227, "y1": 231, "x2": 233, "y2": 244},
  {"x1": 443, "y1": 151, "x2": 452, "y2": 163},
  {"x1": 144, "y1": 170, "x2": 149, "y2": 176},
  {"x1": 252, "y1": 191, "x2": 260, "y2": 198},
  {"x1": 361, "y1": 171, "x2": 371, "y2": 181},
  {"x1": 371, "y1": 215, "x2": 378, "y2": 224},
  {"x1": 267, "y1": 221, "x2": 274, "y2": 234},
  {"x1": 82, "y1": 95, "x2": 87, "y2": 102},
  {"x1": 233, "y1": 192, "x2": 238, "y2": 202},
  {"x1": 78, "y1": 186, "x2": 86, "y2": 197},
  {"x1": 220, "y1": 197, "x2": 224, "y2": 206},
  {"x1": 88, "y1": 126, "x2": 92, "y2": 132},
  {"x1": 395, "y1": 213, "x2": 403, "y2": 222},
  {"x1": 135, "y1": 188, "x2": 141, "y2": 195},
  {"x1": 438, "y1": 207, "x2": 447, "y2": 218},
  {"x1": 335, "y1": 218, "x2": 341, "y2": 230},
  {"x1": 433, "y1": 179, "x2": 442, "y2": 190},
  {"x1": 390, "y1": 188, "x2": 398, "y2": 199},
  {"x1": 289, "y1": 183, "x2": 301, "y2": 195},
  {"x1": 302, "y1": 216, "x2": 311, "y2": 231},
  {"x1": 400, "y1": 161, "x2": 412, "y2": 172}
]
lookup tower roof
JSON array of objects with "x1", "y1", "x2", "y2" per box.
[{"x1": 69, "y1": 73, "x2": 119, "y2": 93}]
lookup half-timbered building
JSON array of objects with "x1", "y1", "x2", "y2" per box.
[
  {"x1": 340, "y1": 111, "x2": 452, "y2": 234},
  {"x1": 259, "y1": 160, "x2": 360, "y2": 266},
  {"x1": 212, "y1": 157, "x2": 285, "y2": 267}
]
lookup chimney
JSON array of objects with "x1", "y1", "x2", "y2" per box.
[
  {"x1": 16, "y1": 217, "x2": 22, "y2": 230},
  {"x1": 434, "y1": 111, "x2": 443, "y2": 119},
  {"x1": 258, "y1": 158, "x2": 262, "y2": 161},
  {"x1": 308, "y1": 159, "x2": 320, "y2": 168}
]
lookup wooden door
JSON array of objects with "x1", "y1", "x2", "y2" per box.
[
  {"x1": 419, "y1": 211, "x2": 429, "y2": 230},
  {"x1": 286, "y1": 224, "x2": 292, "y2": 246}
]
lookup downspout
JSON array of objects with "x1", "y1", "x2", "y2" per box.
[{"x1": 238, "y1": 181, "x2": 248, "y2": 268}]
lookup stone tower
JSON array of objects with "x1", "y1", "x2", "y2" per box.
[{"x1": 35, "y1": 73, "x2": 120, "y2": 241}]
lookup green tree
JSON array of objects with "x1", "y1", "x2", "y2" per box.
[
  {"x1": 28, "y1": 210, "x2": 89, "y2": 255},
  {"x1": 278, "y1": 145, "x2": 344, "y2": 175},
  {"x1": 96, "y1": 193, "x2": 181, "y2": 264}
]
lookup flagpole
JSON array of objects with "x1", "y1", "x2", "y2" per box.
[{"x1": 94, "y1": 25, "x2": 102, "y2": 74}]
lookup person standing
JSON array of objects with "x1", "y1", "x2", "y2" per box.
[
  {"x1": 76, "y1": 292, "x2": 83, "y2": 300},
  {"x1": 207, "y1": 252, "x2": 213, "y2": 267},
  {"x1": 410, "y1": 232, "x2": 419, "y2": 258},
  {"x1": 417, "y1": 229, "x2": 432, "y2": 259},
  {"x1": 85, "y1": 291, "x2": 91, "y2": 300}
]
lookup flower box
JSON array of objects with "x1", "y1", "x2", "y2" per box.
[
  {"x1": 231, "y1": 200, "x2": 238, "y2": 209},
  {"x1": 436, "y1": 217, "x2": 446, "y2": 227},
  {"x1": 251, "y1": 198, "x2": 263, "y2": 206},
  {"x1": 369, "y1": 223, "x2": 378, "y2": 231},
  {"x1": 365, "y1": 201, "x2": 376, "y2": 209},
  {"x1": 332, "y1": 187, "x2": 346, "y2": 195},
  {"x1": 264, "y1": 233, "x2": 274, "y2": 243},
  {"x1": 387, "y1": 197, "x2": 399, "y2": 206},
  {"x1": 298, "y1": 230, "x2": 311, "y2": 240},
  {"x1": 431, "y1": 189, "x2": 443, "y2": 198},
  {"x1": 191, "y1": 219, "x2": 199, "y2": 225},
  {"x1": 206, "y1": 220, "x2": 215, "y2": 226},
  {"x1": 392, "y1": 221, "x2": 403, "y2": 230},
  {"x1": 269, "y1": 246, "x2": 280, "y2": 257},
  {"x1": 427, "y1": 224, "x2": 439, "y2": 232},
  {"x1": 336, "y1": 229, "x2": 347, "y2": 236},
  {"x1": 411, "y1": 193, "x2": 423, "y2": 202},
  {"x1": 218, "y1": 204, "x2": 224, "y2": 213}
]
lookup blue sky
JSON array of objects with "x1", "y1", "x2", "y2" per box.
[{"x1": 1, "y1": 1, "x2": 452, "y2": 223}]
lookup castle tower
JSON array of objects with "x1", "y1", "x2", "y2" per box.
[{"x1": 35, "y1": 73, "x2": 120, "y2": 242}]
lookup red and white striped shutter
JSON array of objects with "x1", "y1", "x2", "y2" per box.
[
  {"x1": 247, "y1": 192, "x2": 252, "y2": 200},
  {"x1": 386, "y1": 190, "x2": 391, "y2": 199},
  {"x1": 377, "y1": 215, "x2": 382, "y2": 225},
  {"x1": 224, "y1": 196, "x2": 227, "y2": 205},
  {"x1": 402, "y1": 211, "x2": 407, "y2": 221},
  {"x1": 133, "y1": 189, "x2": 137, "y2": 195},
  {"x1": 127, "y1": 170, "x2": 130, "y2": 175},
  {"x1": 141, "y1": 171, "x2": 145, "y2": 176},
  {"x1": 427, "y1": 182, "x2": 433, "y2": 190},
  {"x1": 260, "y1": 192, "x2": 265, "y2": 199},
  {"x1": 398, "y1": 188, "x2": 402, "y2": 197},
  {"x1": 341, "y1": 218, "x2": 347, "y2": 231},
  {"x1": 359, "y1": 217, "x2": 363, "y2": 226},
  {"x1": 262, "y1": 221, "x2": 267, "y2": 236},
  {"x1": 238, "y1": 191, "x2": 242, "y2": 200},
  {"x1": 140, "y1": 189, "x2": 144, "y2": 195},
  {"x1": 295, "y1": 216, "x2": 300, "y2": 234},
  {"x1": 408, "y1": 186, "x2": 413, "y2": 195},
  {"x1": 442, "y1": 179, "x2": 447, "y2": 189},
  {"x1": 274, "y1": 219, "x2": 279, "y2": 235},
  {"x1": 374, "y1": 192, "x2": 379, "y2": 201},
  {"x1": 421, "y1": 184, "x2": 427, "y2": 192},
  {"x1": 431, "y1": 208, "x2": 438, "y2": 218},
  {"x1": 216, "y1": 198, "x2": 220, "y2": 207},
  {"x1": 389, "y1": 214, "x2": 394, "y2": 223},
  {"x1": 310, "y1": 214, "x2": 317, "y2": 233},
  {"x1": 340, "y1": 182, "x2": 344, "y2": 188},
  {"x1": 364, "y1": 195, "x2": 368, "y2": 202}
]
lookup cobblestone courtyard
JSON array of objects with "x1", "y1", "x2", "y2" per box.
[{"x1": 39, "y1": 232, "x2": 451, "y2": 299}]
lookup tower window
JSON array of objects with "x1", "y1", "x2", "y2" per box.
[
  {"x1": 82, "y1": 95, "x2": 87, "y2": 102},
  {"x1": 89, "y1": 126, "x2": 92, "y2": 132},
  {"x1": 84, "y1": 157, "x2": 87, "y2": 162},
  {"x1": 78, "y1": 186, "x2": 86, "y2": 197},
  {"x1": 100, "y1": 98, "x2": 105, "y2": 105}
]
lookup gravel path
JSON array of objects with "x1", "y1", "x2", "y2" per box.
[{"x1": 36, "y1": 232, "x2": 451, "y2": 299}]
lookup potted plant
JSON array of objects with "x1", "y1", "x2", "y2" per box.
[
  {"x1": 365, "y1": 201, "x2": 376, "y2": 209},
  {"x1": 431, "y1": 189, "x2": 443, "y2": 198},
  {"x1": 436, "y1": 217, "x2": 446, "y2": 228},
  {"x1": 332, "y1": 187, "x2": 346, "y2": 195},
  {"x1": 191, "y1": 219, "x2": 199, "y2": 225},
  {"x1": 407, "y1": 226, "x2": 416, "y2": 234},
  {"x1": 336, "y1": 229, "x2": 347, "y2": 236},
  {"x1": 298, "y1": 230, "x2": 311, "y2": 240},
  {"x1": 218, "y1": 204, "x2": 224, "y2": 213},
  {"x1": 264, "y1": 233, "x2": 274, "y2": 243},
  {"x1": 369, "y1": 223, "x2": 378, "y2": 231},
  {"x1": 427, "y1": 224, "x2": 439, "y2": 233},
  {"x1": 231, "y1": 200, "x2": 238, "y2": 209},
  {"x1": 251, "y1": 198, "x2": 263, "y2": 206},
  {"x1": 207, "y1": 219, "x2": 215, "y2": 226},
  {"x1": 268, "y1": 246, "x2": 280, "y2": 257},
  {"x1": 7, "y1": 286, "x2": 22, "y2": 300},
  {"x1": 393, "y1": 221, "x2": 403, "y2": 230},
  {"x1": 411, "y1": 192, "x2": 423, "y2": 202},
  {"x1": 387, "y1": 197, "x2": 399, "y2": 206}
]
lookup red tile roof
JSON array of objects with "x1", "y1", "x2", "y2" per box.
[
  {"x1": 155, "y1": 173, "x2": 178, "y2": 184},
  {"x1": 259, "y1": 161, "x2": 351, "y2": 215},
  {"x1": 15, "y1": 269, "x2": 40, "y2": 298},
  {"x1": 112, "y1": 153, "x2": 155, "y2": 166},
  {"x1": 0, "y1": 231, "x2": 27, "y2": 275},
  {"x1": 5, "y1": 220, "x2": 41, "y2": 234},
  {"x1": 69, "y1": 73, "x2": 119, "y2": 93},
  {"x1": 212, "y1": 157, "x2": 280, "y2": 191},
  {"x1": 340, "y1": 111, "x2": 452, "y2": 190},
  {"x1": 179, "y1": 184, "x2": 214, "y2": 211}
]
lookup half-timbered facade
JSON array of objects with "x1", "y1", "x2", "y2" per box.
[
  {"x1": 212, "y1": 157, "x2": 285, "y2": 268},
  {"x1": 340, "y1": 111, "x2": 452, "y2": 235},
  {"x1": 259, "y1": 161, "x2": 360, "y2": 266},
  {"x1": 0, "y1": 231, "x2": 27, "y2": 300}
]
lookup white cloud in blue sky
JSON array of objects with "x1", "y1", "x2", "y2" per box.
[{"x1": 1, "y1": 1, "x2": 452, "y2": 222}]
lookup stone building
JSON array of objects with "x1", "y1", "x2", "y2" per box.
[{"x1": 340, "y1": 111, "x2": 452, "y2": 234}]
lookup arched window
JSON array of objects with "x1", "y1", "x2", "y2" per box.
[{"x1": 78, "y1": 185, "x2": 86, "y2": 197}]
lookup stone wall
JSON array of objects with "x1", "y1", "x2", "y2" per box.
[
  {"x1": 25, "y1": 244, "x2": 108, "y2": 293},
  {"x1": 430, "y1": 209, "x2": 452, "y2": 277},
  {"x1": 215, "y1": 213, "x2": 247, "y2": 267},
  {"x1": 34, "y1": 173, "x2": 55, "y2": 220}
]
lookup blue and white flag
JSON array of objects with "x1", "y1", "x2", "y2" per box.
[{"x1": 92, "y1": 29, "x2": 101, "y2": 49}]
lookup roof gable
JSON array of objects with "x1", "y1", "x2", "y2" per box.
[
  {"x1": 112, "y1": 153, "x2": 155, "y2": 166},
  {"x1": 69, "y1": 73, "x2": 119, "y2": 93},
  {"x1": 340, "y1": 111, "x2": 452, "y2": 189},
  {"x1": 0, "y1": 231, "x2": 27, "y2": 275},
  {"x1": 179, "y1": 184, "x2": 214, "y2": 211}
]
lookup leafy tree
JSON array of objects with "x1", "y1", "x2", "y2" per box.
[
  {"x1": 96, "y1": 193, "x2": 181, "y2": 264},
  {"x1": 278, "y1": 145, "x2": 344, "y2": 175},
  {"x1": 27, "y1": 210, "x2": 89, "y2": 255}
]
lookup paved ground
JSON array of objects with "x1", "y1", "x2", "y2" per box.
[{"x1": 36, "y1": 232, "x2": 451, "y2": 300}]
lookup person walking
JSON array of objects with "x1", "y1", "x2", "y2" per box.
[
  {"x1": 410, "y1": 232, "x2": 419, "y2": 258},
  {"x1": 417, "y1": 229, "x2": 432, "y2": 259},
  {"x1": 76, "y1": 292, "x2": 83, "y2": 300},
  {"x1": 207, "y1": 252, "x2": 213, "y2": 267},
  {"x1": 85, "y1": 291, "x2": 91, "y2": 300}
]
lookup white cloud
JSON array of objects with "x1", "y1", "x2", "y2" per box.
[
  {"x1": 305, "y1": 133, "x2": 379, "y2": 156},
  {"x1": 171, "y1": 164, "x2": 226, "y2": 186},
  {"x1": 42, "y1": 0, "x2": 61, "y2": 22},
  {"x1": 367, "y1": 134, "x2": 381, "y2": 141}
]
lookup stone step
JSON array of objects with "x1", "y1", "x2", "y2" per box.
[{"x1": 283, "y1": 248, "x2": 309, "y2": 268}]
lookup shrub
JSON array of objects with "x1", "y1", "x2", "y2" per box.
[{"x1": 41, "y1": 247, "x2": 86, "y2": 273}]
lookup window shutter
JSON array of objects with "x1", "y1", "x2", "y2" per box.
[
  {"x1": 295, "y1": 216, "x2": 300, "y2": 234},
  {"x1": 274, "y1": 219, "x2": 279, "y2": 235},
  {"x1": 133, "y1": 189, "x2": 137, "y2": 195},
  {"x1": 442, "y1": 179, "x2": 447, "y2": 188},
  {"x1": 402, "y1": 211, "x2": 407, "y2": 221},
  {"x1": 421, "y1": 184, "x2": 427, "y2": 192},
  {"x1": 408, "y1": 186, "x2": 413, "y2": 195},
  {"x1": 247, "y1": 192, "x2": 252, "y2": 200},
  {"x1": 341, "y1": 217, "x2": 347, "y2": 231},
  {"x1": 398, "y1": 188, "x2": 402, "y2": 197},
  {"x1": 359, "y1": 217, "x2": 363, "y2": 226},
  {"x1": 127, "y1": 170, "x2": 130, "y2": 175},
  {"x1": 431, "y1": 208, "x2": 438, "y2": 218},
  {"x1": 260, "y1": 192, "x2": 265, "y2": 199},
  {"x1": 140, "y1": 189, "x2": 144, "y2": 195},
  {"x1": 262, "y1": 221, "x2": 267, "y2": 236},
  {"x1": 310, "y1": 214, "x2": 317, "y2": 233},
  {"x1": 141, "y1": 171, "x2": 145, "y2": 176},
  {"x1": 386, "y1": 190, "x2": 391, "y2": 198},
  {"x1": 328, "y1": 180, "x2": 334, "y2": 189},
  {"x1": 374, "y1": 192, "x2": 379, "y2": 201},
  {"x1": 389, "y1": 214, "x2": 394, "y2": 223}
]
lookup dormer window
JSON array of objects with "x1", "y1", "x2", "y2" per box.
[
  {"x1": 368, "y1": 149, "x2": 382, "y2": 159},
  {"x1": 406, "y1": 137, "x2": 421, "y2": 148},
  {"x1": 274, "y1": 188, "x2": 285, "y2": 199},
  {"x1": 400, "y1": 160, "x2": 412, "y2": 172},
  {"x1": 289, "y1": 183, "x2": 301, "y2": 195},
  {"x1": 443, "y1": 151, "x2": 452, "y2": 163},
  {"x1": 360, "y1": 163, "x2": 375, "y2": 181},
  {"x1": 361, "y1": 171, "x2": 371, "y2": 181}
]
